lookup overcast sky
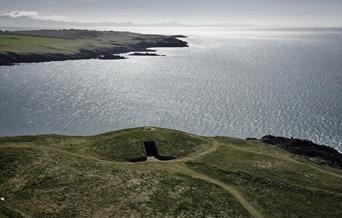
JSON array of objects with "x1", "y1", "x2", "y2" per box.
[{"x1": 1, "y1": 0, "x2": 341, "y2": 27}]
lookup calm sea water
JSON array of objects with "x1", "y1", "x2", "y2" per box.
[{"x1": 1, "y1": 27, "x2": 341, "y2": 151}]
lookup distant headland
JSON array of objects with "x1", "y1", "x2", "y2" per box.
[{"x1": 0, "y1": 29, "x2": 188, "y2": 66}]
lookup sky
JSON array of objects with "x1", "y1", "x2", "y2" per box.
[{"x1": 1, "y1": 0, "x2": 341, "y2": 27}]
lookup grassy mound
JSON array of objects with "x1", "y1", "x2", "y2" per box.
[
  {"x1": 0, "y1": 127, "x2": 208, "y2": 162},
  {"x1": 0, "y1": 127, "x2": 341, "y2": 217}
]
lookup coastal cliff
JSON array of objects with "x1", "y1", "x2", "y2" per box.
[
  {"x1": 0, "y1": 29, "x2": 188, "y2": 65},
  {"x1": 261, "y1": 135, "x2": 342, "y2": 169}
]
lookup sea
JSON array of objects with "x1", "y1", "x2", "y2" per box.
[{"x1": 1, "y1": 27, "x2": 341, "y2": 151}]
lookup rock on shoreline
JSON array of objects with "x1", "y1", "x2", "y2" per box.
[
  {"x1": 129, "y1": 52, "x2": 165, "y2": 56},
  {"x1": 98, "y1": 54, "x2": 126, "y2": 60},
  {"x1": 261, "y1": 135, "x2": 342, "y2": 169}
]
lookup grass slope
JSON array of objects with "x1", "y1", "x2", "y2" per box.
[{"x1": 0, "y1": 127, "x2": 341, "y2": 217}]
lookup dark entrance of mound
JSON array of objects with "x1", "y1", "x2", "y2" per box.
[
  {"x1": 144, "y1": 141, "x2": 176, "y2": 160},
  {"x1": 129, "y1": 141, "x2": 176, "y2": 162},
  {"x1": 144, "y1": 141, "x2": 158, "y2": 156}
]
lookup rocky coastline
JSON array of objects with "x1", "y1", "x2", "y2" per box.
[
  {"x1": 0, "y1": 33, "x2": 188, "y2": 66},
  {"x1": 261, "y1": 135, "x2": 342, "y2": 169},
  {"x1": 129, "y1": 52, "x2": 165, "y2": 56}
]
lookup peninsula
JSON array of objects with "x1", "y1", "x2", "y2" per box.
[
  {"x1": 0, "y1": 127, "x2": 341, "y2": 217},
  {"x1": 0, "y1": 29, "x2": 188, "y2": 65}
]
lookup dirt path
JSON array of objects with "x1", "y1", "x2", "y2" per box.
[
  {"x1": 172, "y1": 139, "x2": 220, "y2": 162},
  {"x1": 189, "y1": 170, "x2": 264, "y2": 218},
  {"x1": 158, "y1": 163, "x2": 265, "y2": 218}
]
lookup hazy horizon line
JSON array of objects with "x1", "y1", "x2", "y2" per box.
[{"x1": 2, "y1": 15, "x2": 342, "y2": 29}]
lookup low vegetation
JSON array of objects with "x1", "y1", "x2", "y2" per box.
[{"x1": 0, "y1": 127, "x2": 341, "y2": 217}]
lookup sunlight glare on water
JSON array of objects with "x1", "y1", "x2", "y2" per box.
[{"x1": 0, "y1": 27, "x2": 341, "y2": 151}]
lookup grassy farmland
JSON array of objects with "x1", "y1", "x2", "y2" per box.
[
  {"x1": 0, "y1": 127, "x2": 341, "y2": 217},
  {"x1": 0, "y1": 33, "x2": 80, "y2": 54}
]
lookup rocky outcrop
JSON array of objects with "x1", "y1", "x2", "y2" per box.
[
  {"x1": 261, "y1": 135, "x2": 342, "y2": 169},
  {"x1": 129, "y1": 52, "x2": 165, "y2": 56},
  {"x1": 130, "y1": 36, "x2": 188, "y2": 51},
  {"x1": 170, "y1": 35, "x2": 188, "y2": 38},
  {"x1": 98, "y1": 54, "x2": 126, "y2": 60}
]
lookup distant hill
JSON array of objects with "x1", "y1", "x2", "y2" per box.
[
  {"x1": 0, "y1": 16, "x2": 256, "y2": 31},
  {"x1": 1, "y1": 127, "x2": 341, "y2": 217},
  {"x1": 0, "y1": 16, "x2": 139, "y2": 30},
  {"x1": 1, "y1": 16, "x2": 198, "y2": 30}
]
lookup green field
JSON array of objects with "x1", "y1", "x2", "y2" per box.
[
  {"x1": 0, "y1": 34, "x2": 65, "y2": 46},
  {"x1": 0, "y1": 127, "x2": 341, "y2": 217},
  {"x1": 0, "y1": 30, "x2": 168, "y2": 55},
  {"x1": 0, "y1": 34, "x2": 79, "y2": 54}
]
